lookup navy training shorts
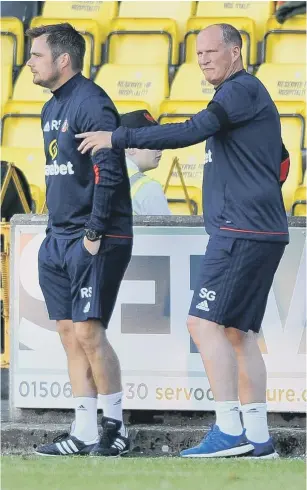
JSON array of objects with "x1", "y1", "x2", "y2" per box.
[
  {"x1": 189, "y1": 235, "x2": 286, "y2": 333},
  {"x1": 38, "y1": 234, "x2": 132, "y2": 326}
]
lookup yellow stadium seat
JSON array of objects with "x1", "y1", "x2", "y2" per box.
[
  {"x1": 196, "y1": 1, "x2": 274, "y2": 42},
  {"x1": 1, "y1": 102, "x2": 44, "y2": 149},
  {"x1": 150, "y1": 138, "x2": 205, "y2": 216},
  {"x1": 157, "y1": 64, "x2": 212, "y2": 124},
  {"x1": 41, "y1": 0, "x2": 118, "y2": 32},
  {"x1": 256, "y1": 64, "x2": 306, "y2": 149},
  {"x1": 185, "y1": 17, "x2": 256, "y2": 66},
  {"x1": 114, "y1": 100, "x2": 152, "y2": 116},
  {"x1": 256, "y1": 64, "x2": 306, "y2": 103},
  {"x1": 277, "y1": 102, "x2": 306, "y2": 151},
  {"x1": 1, "y1": 35, "x2": 14, "y2": 71},
  {"x1": 0, "y1": 147, "x2": 46, "y2": 213},
  {"x1": 156, "y1": 63, "x2": 212, "y2": 126},
  {"x1": 264, "y1": 16, "x2": 306, "y2": 64},
  {"x1": 291, "y1": 175, "x2": 306, "y2": 216},
  {"x1": 282, "y1": 149, "x2": 303, "y2": 212},
  {"x1": 168, "y1": 63, "x2": 215, "y2": 102},
  {"x1": 1, "y1": 65, "x2": 13, "y2": 117},
  {"x1": 151, "y1": 144, "x2": 205, "y2": 189},
  {"x1": 107, "y1": 18, "x2": 179, "y2": 65},
  {"x1": 42, "y1": 0, "x2": 118, "y2": 20},
  {"x1": 30, "y1": 1, "x2": 118, "y2": 67},
  {"x1": 155, "y1": 97, "x2": 207, "y2": 216},
  {"x1": 166, "y1": 186, "x2": 203, "y2": 215},
  {"x1": 118, "y1": 1, "x2": 196, "y2": 41},
  {"x1": 159, "y1": 100, "x2": 207, "y2": 124},
  {"x1": 0, "y1": 17, "x2": 24, "y2": 66},
  {"x1": 94, "y1": 65, "x2": 169, "y2": 119},
  {"x1": 1, "y1": 66, "x2": 50, "y2": 149}
]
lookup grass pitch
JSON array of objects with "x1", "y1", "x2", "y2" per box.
[{"x1": 1, "y1": 456, "x2": 305, "y2": 490}]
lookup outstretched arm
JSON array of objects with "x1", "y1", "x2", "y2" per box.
[{"x1": 76, "y1": 103, "x2": 225, "y2": 154}]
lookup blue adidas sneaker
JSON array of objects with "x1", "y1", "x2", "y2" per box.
[
  {"x1": 244, "y1": 438, "x2": 279, "y2": 459},
  {"x1": 180, "y1": 425, "x2": 254, "y2": 458}
]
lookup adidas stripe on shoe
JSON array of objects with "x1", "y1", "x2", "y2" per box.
[
  {"x1": 242, "y1": 438, "x2": 280, "y2": 459},
  {"x1": 90, "y1": 416, "x2": 130, "y2": 457},
  {"x1": 35, "y1": 432, "x2": 98, "y2": 456},
  {"x1": 180, "y1": 425, "x2": 254, "y2": 458}
]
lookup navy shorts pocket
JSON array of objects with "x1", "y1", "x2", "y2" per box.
[
  {"x1": 80, "y1": 237, "x2": 98, "y2": 257},
  {"x1": 80, "y1": 237, "x2": 119, "y2": 257},
  {"x1": 206, "y1": 235, "x2": 236, "y2": 261},
  {"x1": 38, "y1": 234, "x2": 51, "y2": 264}
]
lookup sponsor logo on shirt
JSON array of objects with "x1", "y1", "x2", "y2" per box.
[
  {"x1": 49, "y1": 139, "x2": 58, "y2": 160},
  {"x1": 45, "y1": 161, "x2": 74, "y2": 176},
  {"x1": 61, "y1": 119, "x2": 69, "y2": 133},
  {"x1": 43, "y1": 120, "x2": 63, "y2": 132},
  {"x1": 45, "y1": 138, "x2": 74, "y2": 176}
]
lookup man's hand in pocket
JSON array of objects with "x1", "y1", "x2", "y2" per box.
[{"x1": 83, "y1": 237, "x2": 101, "y2": 255}]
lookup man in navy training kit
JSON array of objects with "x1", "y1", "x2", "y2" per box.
[
  {"x1": 76, "y1": 24, "x2": 290, "y2": 459},
  {"x1": 26, "y1": 23, "x2": 133, "y2": 457}
]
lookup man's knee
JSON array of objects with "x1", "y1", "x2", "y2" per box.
[
  {"x1": 187, "y1": 315, "x2": 221, "y2": 346},
  {"x1": 57, "y1": 320, "x2": 76, "y2": 350},
  {"x1": 74, "y1": 320, "x2": 106, "y2": 352},
  {"x1": 57, "y1": 320, "x2": 75, "y2": 339},
  {"x1": 225, "y1": 327, "x2": 250, "y2": 350}
]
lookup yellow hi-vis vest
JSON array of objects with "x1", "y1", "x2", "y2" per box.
[{"x1": 128, "y1": 167, "x2": 152, "y2": 215}]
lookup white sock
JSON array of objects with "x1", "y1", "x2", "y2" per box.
[
  {"x1": 215, "y1": 400, "x2": 243, "y2": 436},
  {"x1": 241, "y1": 402, "x2": 270, "y2": 443},
  {"x1": 98, "y1": 392, "x2": 126, "y2": 436},
  {"x1": 71, "y1": 397, "x2": 98, "y2": 444}
]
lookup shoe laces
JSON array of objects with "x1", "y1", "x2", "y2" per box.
[{"x1": 53, "y1": 432, "x2": 70, "y2": 443}]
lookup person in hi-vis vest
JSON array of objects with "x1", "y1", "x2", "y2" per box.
[{"x1": 121, "y1": 110, "x2": 171, "y2": 215}]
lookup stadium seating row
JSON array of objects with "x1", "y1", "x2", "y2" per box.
[
  {"x1": 0, "y1": 2, "x2": 306, "y2": 217},
  {"x1": 0, "y1": 1, "x2": 277, "y2": 45},
  {"x1": 1, "y1": 64, "x2": 305, "y2": 210},
  {"x1": 1, "y1": 2, "x2": 306, "y2": 75},
  {"x1": 1, "y1": 62, "x2": 306, "y2": 146},
  {"x1": 1, "y1": 61, "x2": 305, "y2": 215}
]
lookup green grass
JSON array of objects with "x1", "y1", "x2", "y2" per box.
[{"x1": 1, "y1": 456, "x2": 305, "y2": 490}]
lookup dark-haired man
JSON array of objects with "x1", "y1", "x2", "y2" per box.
[
  {"x1": 27, "y1": 23, "x2": 133, "y2": 457},
  {"x1": 76, "y1": 24, "x2": 290, "y2": 459}
]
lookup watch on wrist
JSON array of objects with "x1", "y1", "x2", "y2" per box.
[{"x1": 84, "y1": 229, "x2": 102, "y2": 242}]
